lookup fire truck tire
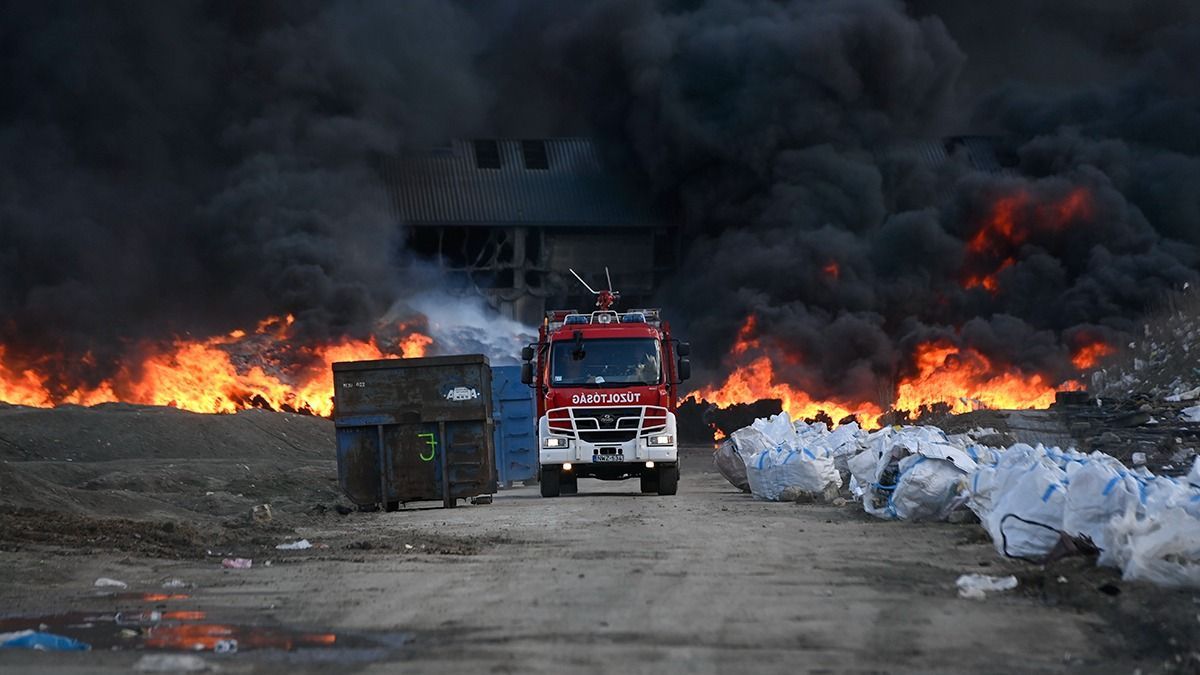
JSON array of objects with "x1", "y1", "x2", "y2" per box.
[
  {"x1": 657, "y1": 465, "x2": 679, "y2": 496},
  {"x1": 640, "y1": 471, "x2": 658, "y2": 493},
  {"x1": 540, "y1": 467, "x2": 561, "y2": 498}
]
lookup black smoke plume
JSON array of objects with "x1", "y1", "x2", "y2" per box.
[{"x1": 2, "y1": 0, "x2": 1198, "y2": 408}]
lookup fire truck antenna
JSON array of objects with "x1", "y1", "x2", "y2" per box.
[{"x1": 569, "y1": 268, "x2": 598, "y2": 295}]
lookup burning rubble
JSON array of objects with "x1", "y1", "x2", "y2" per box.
[{"x1": 0, "y1": 315, "x2": 432, "y2": 416}]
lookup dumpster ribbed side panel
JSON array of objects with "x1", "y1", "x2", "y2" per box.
[{"x1": 491, "y1": 365, "x2": 537, "y2": 487}]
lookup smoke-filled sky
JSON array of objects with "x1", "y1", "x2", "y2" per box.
[{"x1": 2, "y1": 0, "x2": 1198, "y2": 404}]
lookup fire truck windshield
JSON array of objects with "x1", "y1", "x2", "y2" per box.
[{"x1": 550, "y1": 338, "x2": 661, "y2": 387}]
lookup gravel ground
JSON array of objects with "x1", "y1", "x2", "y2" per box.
[{"x1": 0, "y1": 406, "x2": 1196, "y2": 673}]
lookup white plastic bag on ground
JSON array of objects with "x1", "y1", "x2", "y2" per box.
[
  {"x1": 956, "y1": 573, "x2": 1018, "y2": 599},
  {"x1": 818, "y1": 421, "x2": 865, "y2": 472},
  {"x1": 1062, "y1": 454, "x2": 1140, "y2": 561},
  {"x1": 729, "y1": 426, "x2": 775, "y2": 461},
  {"x1": 746, "y1": 445, "x2": 841, "y2": 501},
  {"x1": 971, "y1": 445, "x2": 1069, "y2": 560},
  {"x1": 891, "y1": 454, "x2": 971, "y2": 521},
  {"x1": 853, "y1": 433, "x2": 976, "y2": 521},
  {"x1": 1104, "y1": 502, "x2": 1200, "y2": 588},
  {"x1": 750, "y1": 413, "x2": 798, "y2": 447},
  {"x1": 713, "y1": 439, "x2": 750, "y2": 492}
]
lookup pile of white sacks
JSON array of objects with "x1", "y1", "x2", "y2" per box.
[{"x1": 715, "y1": 412, "x2": 1200, "y2": 588}]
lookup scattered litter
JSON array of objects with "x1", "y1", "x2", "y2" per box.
[
  {"x1": 162, "y1": 579, "x2": 190, "y2": 589},
  {"x1": 1106, "y1": 502, "x2": 1200, "y2": 587},
  {"x1": 275, "y1": 539, "x2": 312, "y2": 550},
  {"x1": 214, "y1": 638, "x2": 238, "y2": 653},
  {"x1": 0, "y1": 629, "x2": 91, "y2": 651},
  {"x1": 93, "y1": 577, "x2": 128, "y2": 589},
  {"x1": 133, "y1": 654, "x2": 211, "y2": 672},
  {"x1": 404, "y1": 544, "x2": 414, "y2": 550},
  {"x1": 1180, "y1": 405, "x2": 1200, "y2": 422},
  {"x1": 956, "y1": 574, "x2": 1018, "y2": 599},
  {"x1": 221, "y1": 558, "x2": 252, "y2": 569},
  {"x1": 250, "y1": 503, "x2": 273, "y2": 524},
  {"x1": 1131, "y1": 451, "x2": 1148, "y2": 466}
]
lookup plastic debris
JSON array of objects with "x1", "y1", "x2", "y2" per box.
[
  {"x1": 956, "y1": 574, "x2": 1018, "y2": 599},
  {"x1": 93, "y1": 577, "x2": 128, "y2": 589},
  {"x1": 720, "y1": 411, "x2": 1200, "y2": 589},
  {"x1": 221, "y1": 557, "x2": 252, "y2": 569},
  {"x1": 741, "y1": 413, "x2": 842, "y2": 500},
  {"x1": 250, "y1": 503, "x2": 273, "y2": 524},
  {"x1": 275, "y1": 539, "x2": 312, "y2": 550},
  {"x1": 214, "y1": 638, "x2": 238, "y2": 653},
  {"x1": 0, "y1": 630, "x2": 91, "y2": 651},
  {"x1": 713, "y1": 438, "x2": 750, "y2": 492},
  {"x1": 162, "y1": 578, "x2": 190, "y2": 589},
  {"x1": 133, "y1": 654, "x2": 211, "y2": 672}
]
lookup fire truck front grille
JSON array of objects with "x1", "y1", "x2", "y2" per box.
[
  {"x1": 547, "y1": 405, "x2": 669, "y2": 442},
  {"x1": 574, "y1": 407, "x2": 641, "y2": 429},
  {"x1": 579, "y1": 429, "x2": 639, "y2": 444}
]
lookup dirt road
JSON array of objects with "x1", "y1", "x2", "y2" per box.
[{"x1": 5, "y1": 440, "x2": 1188, "y2": 674}]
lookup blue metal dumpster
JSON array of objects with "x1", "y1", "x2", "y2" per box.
[
  {"x1": 491, "y1": 365, "x2": 537, "y2": 487},
  {"x1": 333, "y1": 355, "x2": 496, "y2": 510}
]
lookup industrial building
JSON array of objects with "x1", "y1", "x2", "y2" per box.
[{"x1": 381, "y1": 138, "x2": 677, "y2": 324}]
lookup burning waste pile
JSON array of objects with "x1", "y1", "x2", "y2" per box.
[{"x1": 716, "y1": 413, "x2": 1200, "y2": 588}]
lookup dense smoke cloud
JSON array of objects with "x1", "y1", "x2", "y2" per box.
[
  {"x1": 480, "y1": 0, "x2": 1200, "y2": 404},
  {"x1": 0, "y1": 1, "x2": 489, "y2": 390},
  {"x1": 1, "y1": 0, "x2": 1198, "y2": 407}
]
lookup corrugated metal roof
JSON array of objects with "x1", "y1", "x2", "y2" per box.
[
  {"x1": 891, "y1": 136, "x2": 1012, "y2": 174},
  {"x1": 380, "y1": 138, "x2": 659, "y2": 227}
]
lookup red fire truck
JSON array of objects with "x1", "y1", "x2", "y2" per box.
[{"x1": 521, "y1": 270, "x2": 691, "y2": 497}]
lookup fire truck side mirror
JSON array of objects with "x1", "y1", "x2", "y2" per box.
[
  {"x1": 677, "y1": 341, "x2": 691, "y2": 357},
  {"x1": 678, "y1": 358, "x2": 691, "y2": 382},
  {"x1": 521, "y1": 346, "x2": 535, "y2": 362},
  {"x1": 520, "y1": 362, "x2": 534, "y2": 385}
]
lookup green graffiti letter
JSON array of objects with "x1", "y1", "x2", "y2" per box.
[{"x1": 417, "y1": 433, "x2": 437, "y2": 462}]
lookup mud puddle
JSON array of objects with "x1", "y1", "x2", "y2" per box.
[{"x1": 0, "y1": 590, "x2": 411, "y2": 665}]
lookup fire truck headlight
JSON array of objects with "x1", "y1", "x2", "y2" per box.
[
  {"x1": 543, "y1": 436, "x2": 570, "y2": 449},
  {"x1": 647, "y1": 434, "x2": 674, "y2": 447}
]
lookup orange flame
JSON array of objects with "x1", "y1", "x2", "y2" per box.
[
  {"x1": 0, "y1": 317, "x2": 432, "y2": 416},
  {"x1": 1071, "y1": 340, "x2": 1115, "y2": 370},
  {"x1": 691, "y1": 355, "x2": 885, "y2": 429},
  {"x1": 822, "y1": 261, "x2": 840, "y2": 280},
  {"x1": 691, "y1": 317, "x2": 1080, "y2": 433},
  {"x1": 963, "y1": 187, "x2": 1092, "y2": 293},
  {"x1": 894, "y1": 342, "x2": 1077, "y2": 414}
]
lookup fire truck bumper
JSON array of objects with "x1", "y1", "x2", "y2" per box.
[{"x1": 538, "y1": 413, "x2": 678, "y2": 467}]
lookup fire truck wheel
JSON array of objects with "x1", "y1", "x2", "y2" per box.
[
  {"x1": 639, "y1": 471, "x2": 658, "y2": 493},
  {"x1": 656, "y1": 465, "x2": 679, "y2": 496},
  {"x1": 540, "y1": 467, "x2": 561, "y2": 498}
]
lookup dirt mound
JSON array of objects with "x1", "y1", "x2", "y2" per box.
[{"x1": 0, "y1": 404, "x2": 343, "y2": 553}]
